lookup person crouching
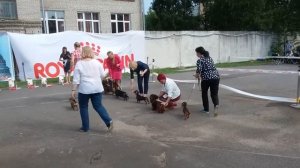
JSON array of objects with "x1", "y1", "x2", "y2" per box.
[{"x1": 157, "y1": 73, "x2": 181, "y2": 108}]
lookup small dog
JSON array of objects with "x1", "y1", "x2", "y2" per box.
[
  {"x1": 115, "y1": 89, "x2": 129, "y2": 101},
  {"x1": 156, "y1": 101, "x2": 165, "y2": 113},
  {"x1": 134, "y1": 90, "x2": 149, "y2": 104},
  {"x1": 58, "y1": 76, "x2": 64, "y2": 85},
  {"x1": 102, "y1": 78, "x2": 114, "y2": 94},
  {"x1": 182, "y1": 102, "x2": 190, "y2": 120},
  {"x1": 69, "y1": 97, "x2": 79, "y2": 111},
  {"x1": 150, "y1": 94, "x2": 159, "y2": 111},
  {"x1": 149, "y1": 94, "x2": 165, "y2": 113}
]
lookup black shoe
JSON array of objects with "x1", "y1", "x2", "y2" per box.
[
  {"x1": 214, "y1": 105, "x2": 219, "y2": 117},
  {"x1": 79, "y1": 127, "x2": 88, "y2": 132},
  {"x1": 107, "y1": 121, "x2": 113, "y2": 132}
]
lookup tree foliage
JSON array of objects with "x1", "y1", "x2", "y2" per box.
[
  {"x1": 146, "y1": 0, "x2": 300, "y2": 32},
  {"x1": 146, "y1": 0, "x2": 202, "y2": 30}
]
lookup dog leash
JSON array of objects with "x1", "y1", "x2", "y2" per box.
[{"x1": 186, "y1": 83, "x2": 196, "y2": 103}]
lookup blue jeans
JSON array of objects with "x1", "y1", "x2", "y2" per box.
[{"x1": 78, "y1": 92, "x2": 112, "y2": 131}]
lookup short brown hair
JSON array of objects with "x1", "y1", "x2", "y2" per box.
[
  {"x1": 81, "y1": 46, "x2": 94, "y2": 59},
  {"x1": 74, "y1": 42, "x2": 80, "y2": 48}
]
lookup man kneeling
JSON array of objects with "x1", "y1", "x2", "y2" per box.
[{"x1": 157, "y1": 73, "x2": 181, "y2": 108}]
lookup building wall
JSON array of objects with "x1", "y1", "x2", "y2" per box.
[
  {"x1": 16, "y1": 0, "x2": 41, "y2": 21},
  {"x1": 1, "y1": 0, "x2": 142, "y2": 34},
  {"x1": 42, "y1": 0, "x2": 142, "y2": 33},
  {"x1": 145, "y1": 31, "x2": 274, "y2": 68}
]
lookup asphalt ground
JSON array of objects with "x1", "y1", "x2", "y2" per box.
[{"x1": 0, "y1": 64, "x2": 300, "y2": 168}]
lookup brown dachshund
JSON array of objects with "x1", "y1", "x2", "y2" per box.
[
  {"x1": 149, "y1": 94, "x2": 165, "y2": 113},
  {"x1": 150, "y1": 94, "x2": 159, "y2": 110},
  {"x1": 182, "y1": 102, "x2": 190, "y2": 120},
  {"x1": 69, "y1": 97, "x2": 79, "y2": 111},
  {"x1": 102, "y1": 78, "x2": 113, "y2": 94},
  {"x1": 134, "y1": 90, "x2": 149, "y2": 104}
]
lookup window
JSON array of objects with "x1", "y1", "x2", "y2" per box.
[
  {"x1": 77, "y1": 12, "x2": 100, "y2": 33},
  {"x1": 0, "y1": 0, "x2": 17, "y2": 19},
  {"x1": 111, "y1": 14, "x2": 130, "y2": 33},
  {"x1": 41, "y1": 11, "x2": 64, "y2": 34}
]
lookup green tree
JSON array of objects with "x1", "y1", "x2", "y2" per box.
[
  {"x1": 147, "y1": 0, "x2": 202, "y2": 30},
  {"x1": 204, "y1": 0, "x2": 266, "y2": 31}
]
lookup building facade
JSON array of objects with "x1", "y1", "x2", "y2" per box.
[{"x1": 0, "y1": 0, "x2": 143, "y2": 34}]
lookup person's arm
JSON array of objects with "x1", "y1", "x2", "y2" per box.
[
  {"x1": 139, "y1": 62, "x2": 148, "y2": 76},
  {"x1": 67, "y1": 52, "x2": 71, "y2": 60},
  {"x1": 140, "y1": 68, "x2": 148, "y2": 77},
  {"x1": 59, "y1": 54, "x2": 63, "y2": 61},
  {"x1": 115, "y1": 56, "x2": 122, "y2": 70},
  {"x1": 130, "y1": 69, "x2": 134, "y2": 91},
  {"x1": 99, "y1": 62, "x2": 106, "y2": 79},
  {"x1": 70, "y1": 52, "x2": 75, "y2": 68},
  {"x1": 194, "y1": 59, "x2": 201, "y2": 79},
  {"x1": 71, "y1": 63, "x2": 80, "y2": 98}
]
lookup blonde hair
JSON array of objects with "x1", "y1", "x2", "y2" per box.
[
  {"x1": 129, "y1": 61, "x2": 137, "y2": 70},
  {"x1": 81, "y1": 46, "x2": 94, "y2": 59}
]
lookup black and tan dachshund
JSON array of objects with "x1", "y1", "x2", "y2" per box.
[
  {"x1": 182, "y1": 101, "x2": 190, "y2": 120},
  {"x1": 134, "y1": 90, "x2": 149, "y2": 104},
  {"x1": 115, "y1": 89, "x2": 129, "y2": 101}
]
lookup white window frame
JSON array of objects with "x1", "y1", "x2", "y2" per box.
[
  {"x1": 111, "y1": 13, "x2": 131, "y2": 33},
  {"x1": 77, "y1": 12, "x2": 100, "y2": 33},
  {"x1": 41, "y1": 11, "x2": 65, "y2": 34}
]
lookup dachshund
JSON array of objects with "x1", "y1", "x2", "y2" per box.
[
  {"x1": 150, "y1": 94, "x2": 159, "y2": 110},
  {"x1": 69, "y1": 97, "x2": 79, "y2": 111},
  {"x1": 115, "y1": 89, "x2": 129, "y2": 101},
  {"x1": 134, "y1": 90, "x2": 149, "y2": 104},
  {"x1": 102, "y1": 78, "x2": 113, "y2": 94},
  {"x1": 149, "y1": 94, "x2": 165, "y2": 113},
  {"x1": 156, "y1": 101, "x2": 165, "y2": 113},
  {"x1": 181, "y1": 102, "x2": 190, "y2": 120}
]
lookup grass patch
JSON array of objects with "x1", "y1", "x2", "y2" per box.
[{"x1": 0, "y1": 77, "x2": 61, "y2": 89}]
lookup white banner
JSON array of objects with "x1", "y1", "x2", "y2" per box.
[{"x1": 8, "y1": 31, "x2": 145, "y2": 80}]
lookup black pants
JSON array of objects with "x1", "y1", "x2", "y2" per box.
[
  {"x1": 137, "y1": 70, "x2": 150, "y2": 94},
  {"x1": 201, "y1": 79, "x2": 220, "y2": 111}
]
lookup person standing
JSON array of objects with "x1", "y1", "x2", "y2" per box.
[
  {"x1": 59, "y1": 47, "x2": 71, "y2": 84},
  {"x1": 157, "y1": 73, "x2": 181, "y2": 108},
  {"x1": 71, "y1": 42, "x2": 81, "y2": 70},
  {"x1": 129, "y1": 61, "x2": 150, "y2": 97},
  {"x1": 106, "y1": 51, "x2": 122, "y2": 90},
  {"x1": 195, "y1": 46, "x2": 220, "y2": 117},
  {"x1": 72, "y1": 46, "x2": 113, "y2": 132}
]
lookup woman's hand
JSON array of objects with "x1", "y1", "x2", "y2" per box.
[
  {"x1": 140, "y1": 71, "x2": 144, "y2": 77},
  {"x1": 193, "y1": 73, "x2": 200, "y2": 79},
  {"x1": 162, "y1": 101, "x2": 168, "y2": 107}
]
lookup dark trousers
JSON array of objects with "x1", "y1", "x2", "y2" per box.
[
  {"x1": 201, "y1": 79, "x2": 220, "y2": 111},
  {"x1": 137, "y1": 70, "x2": 150, "y2": 94}
]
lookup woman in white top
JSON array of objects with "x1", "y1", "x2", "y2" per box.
[
  {"x1": 71, "y1": 46, "x2": 113, "y2": 132},
  {"x1": 157, "y1": 73, "x2": 181, "y2": 108}
]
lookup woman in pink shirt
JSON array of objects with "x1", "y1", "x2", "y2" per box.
[
  {"x1": 106, "y1": 51, "x2": 122, "y2": 90},
  {"x1": 71, "y1": 42, "x2": 81, "y2": 70}
]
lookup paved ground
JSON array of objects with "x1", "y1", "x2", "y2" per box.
[{"x1": 0, "y1": 64, "x2": 300, "y2": 168}]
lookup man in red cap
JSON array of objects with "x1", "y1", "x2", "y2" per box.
[{"x1": 157, "y1": 73, "x2": 181, "y2": 108}]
